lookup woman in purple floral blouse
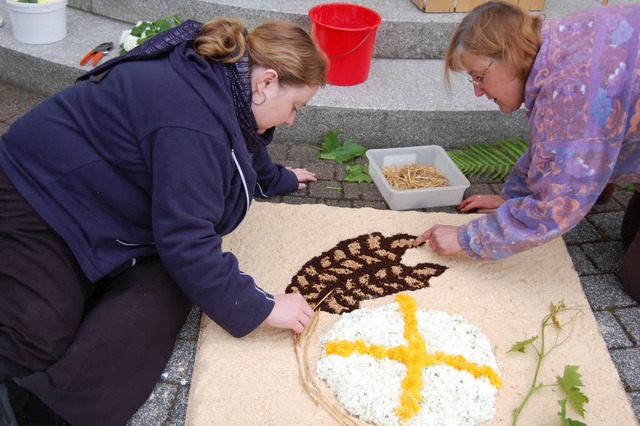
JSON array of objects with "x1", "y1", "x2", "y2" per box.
[{"x1": 414, "y1": 1, "x2": 640, "y2": 302}]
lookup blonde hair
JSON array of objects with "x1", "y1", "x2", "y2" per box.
[
  {"x1": 193, "y1": 18, "x2": 327, "y2": 87},
  {"x1": 444, "y1": 1, "x2": 543, "y2": 88}
]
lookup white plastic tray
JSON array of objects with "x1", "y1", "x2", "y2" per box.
[{"x1": 366, "y1": 145, "x2": 470, "y2": 210}]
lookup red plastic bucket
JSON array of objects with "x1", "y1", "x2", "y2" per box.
[{"x1": 309, "y1": 3, "x2": 382, "y2": 86}]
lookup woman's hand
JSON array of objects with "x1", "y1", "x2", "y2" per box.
[
  {"x1": 413, "y1": 225, "x2": 463, "y2": 256},
  {"x1": 286, "y1": 167, "x2": 317, "y2": 190},
  {"x1": 459, "y1": 194, "x2": 505, "y2": 213},
  {"x1": 264, "y1": 293, "x2": 314, "y2": 333}
]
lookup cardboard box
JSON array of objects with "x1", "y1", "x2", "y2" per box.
[
  {"x1": 411, "y1": 0, "x2": 545, "y2": 13},
  {"x1": 366, "y1": 146, "x2": 470, "y2": 211}
]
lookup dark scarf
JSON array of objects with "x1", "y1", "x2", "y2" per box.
[
  {"x1": 77, "y1": 19, "x2": 272, "y2": 153},
  {"x1": 225, "y1": 51, "x2": 274, "y2": 153}
]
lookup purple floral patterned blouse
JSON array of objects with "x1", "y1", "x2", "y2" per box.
[{"x1": 459, "y1": 4, "x2": 640, "y2": 260}]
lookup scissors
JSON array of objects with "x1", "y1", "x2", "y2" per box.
[{"x1": 80, "y1": 42, "x2": 114, "y2": 67}]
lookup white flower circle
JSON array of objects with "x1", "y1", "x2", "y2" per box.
[{"x1": 316, "y1": 299, "x2": 501, "y2": 426}]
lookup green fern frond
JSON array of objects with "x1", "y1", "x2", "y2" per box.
[{"x1": 447, "y1": 138, "x2": 528, "y2": 182}]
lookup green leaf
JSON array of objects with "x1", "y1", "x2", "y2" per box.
[
  {"x1": 126, "y1": 15, "x2": 184, "y2": 48},
  {"x1": 508, "y1": 335, "x2": 539, "y2": 353},
  {"x1": 558, "y1": 400, "x2": 588, "y2": 426},
  {"x1": 335, "y1": 140, "x2": 367, "y2": 163},
  {"x1": 154, "y1": 18, "x2": 173, "y2": 32},
  {"x1": 131, "y1": 22, "x2": 151, "y2": 37},
  {"x1": 498, "y1": 138, "x2": 525, "y2": 160},
  {"x1": 320, "y1": 130, "x2": 341, "y2": 154},
  {"x1": 556, "y1": 365, "x2": 589, "y2": 417},
  {"x1": 345, "y1": 164, "x2": 372, "y2": 183},
  {"x1": 317, "y1": 131, "x2": 366, "y2": 163},
  {"x1": 447, "y1": 137, "x2": 528, "y2": 182}
]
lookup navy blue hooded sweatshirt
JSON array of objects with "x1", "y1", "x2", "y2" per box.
[{"x1": 0, "y1": 42, "x2": 298, "y2": 337}]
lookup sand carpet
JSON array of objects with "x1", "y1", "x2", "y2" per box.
[{"x1": 185, "y1": 202, "x2": 637, "y2": 425}]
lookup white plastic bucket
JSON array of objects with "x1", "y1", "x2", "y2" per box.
[{"x1": 5, "y1": 0, "x2": 67, "y2": 44}]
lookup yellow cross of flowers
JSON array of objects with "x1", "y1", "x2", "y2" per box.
[{"x1": 324, "y1": 293, "x2": 502, "y2": 420}]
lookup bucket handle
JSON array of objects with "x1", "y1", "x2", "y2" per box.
[{"x1": 328, "y1": 30, "x2": 372, "y2": 59}]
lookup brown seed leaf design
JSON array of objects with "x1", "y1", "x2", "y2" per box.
[{"x1": 286, "y1": 232, "x2": 447, "y2": 314}]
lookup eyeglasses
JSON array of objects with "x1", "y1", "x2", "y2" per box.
[{"x1": 468, "y1": 60, "x2": 494, "y2": 89}]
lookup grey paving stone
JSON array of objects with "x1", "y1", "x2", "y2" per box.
[
  {"x1": 280, "y1": 195, "x2": 316, "y2": 205},
  {"x1": 322, "y1": 198, "x2": 354, "y2": 209},
  {"x1": 629, "y1": 391, "x2": 640, "y2": 422},
  {"x1": 589, "y1": 196, "x2": 624, "y2": 213},
  {"x1": 342, "y1": 181, "x2": 362, "y2": 200},
  {"x1": 308, "y1": 181, "x2": 345, "y2": 199},
  {"x1": 563, "y1": 219, "x2": 602, "y2": 245},
  {"x1": 580, "y1": 275, "x2": 638, "y2": 310},
  {"x1": 422, "y1": 205, "x2": 460, "y2": 214},
  {"x1": 463, "y1": 183, "x2": 494, "y2": 198},
  {"x1": 581, "y1": 241, "x2": 625, "y2": 274},
  {"x1": 177, "y1": 307, "x2": 202, "y2": 341},
  {"x1": 488, "y1": 183, "x2": 505, "y2": 195},
  {"x1": 160, "y1": 340, "x2": 197, "y2": 385},
  {"x1": 260, "y1": 195, "x2": 284, "y2": 203},
  {"x1": 593, "y1": 311, "x2": 633, "y2": 349},
  {"x1": 465, "y1": 174, "x2": 495, "y2": 185},
  {"x1": 588, "y1": 211, "x2": 624, "y2": 241},
  {"x1": 0, "y1": 83, "x2": 44, "y2": 122},
  {"x1": 335, "y1": 164, "x2": 348, "y2": 181},
  {"x1": 303, "y1": 160, "x2": 337, "y2": 181},
  {"x1": 128, "y1": 382, "x2": 177, "y2": 426},
  {"x1": 566, "y1": 246, "x2": 598, "y2": 275},
  {"x1": 345, "y1": 181, "x2": 370, "y2": 200},
  {"x1": 614, "y1": 188, "x2": 635, "y2": 207},
  {"x1": 353, "y1": 199, "x2": 389, "y2": 210},
  {"x1": 616, "y1": 307, "x2": 640, "y2": 345},
  {"x1": 360, "y1": 182, "x2": 385, "y2": 201},
  {"x1": 610, "y1": 348, "x2": 640, "y2": 390},
  {"x1": 266, "y1": 143, "x2": 288, "y2": 161},
  {"x1": 287, "y1": 143, "x2": 320, "y2": 162},
  {"x1": 280, "y1": 184, "x2": 309, "y2": 198},
  {"x1": 168, "y1": 385, "x2": 190, "y2": 426}
]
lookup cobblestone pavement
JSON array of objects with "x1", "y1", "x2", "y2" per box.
[{"x1": 1, "y1": 80, "x2": 638, "y2": 424}]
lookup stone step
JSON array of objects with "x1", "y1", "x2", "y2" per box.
[
  {"x1": 1, "y1": 0, "x2": 635, "y2": 149},
  {"x1": 66, "y1": 0, "x2": 615, "y2": 60}
]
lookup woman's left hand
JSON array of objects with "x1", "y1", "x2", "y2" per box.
[
  {"x1": 413, "y1": 224, "x2": 463, "y2": 256},
  {"x1": 287, "y1": 167, "x2": 317, "y2": 190}
]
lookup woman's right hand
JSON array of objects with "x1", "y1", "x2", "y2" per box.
[
  {"x1": 459, "y1": 194, "x2": 505, "y2": 213},
  {"x1": 264, "y1": 293, "x2": 314, "y2": 334}
]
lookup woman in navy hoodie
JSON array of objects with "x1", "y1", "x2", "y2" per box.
[{"x1": 0, "y1": 17, "x2": 326, "y2": 425}]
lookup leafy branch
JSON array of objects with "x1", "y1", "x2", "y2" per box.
[
  {"x1": 447, "y1": 137, "x2": 528, "y2": 181},
  {"x1": 509, "y1": 301, "x2": 588, "y2": 425}
]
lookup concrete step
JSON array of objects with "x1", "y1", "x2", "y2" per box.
[
  {"x1": 66, "y1": 0, "x2": 618, "y2": 60},
  {"x1": 1, "y1": 0, "x2": 636, "y2": 149}
]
